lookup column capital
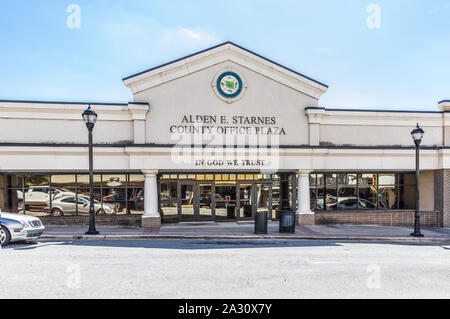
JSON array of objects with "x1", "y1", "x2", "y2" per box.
[
  {"x1": 142, "y1": 169, "x2": 159, "y2": 176},
  {"x1": 297, "y1": 170, "x2": 313, "y2": 176},
  {"x1": 128, "y1": 102, "x2": 150, "y2": 120}
]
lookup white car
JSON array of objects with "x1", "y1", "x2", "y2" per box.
[
  {"x1": 44, "y1": 195, "x2": 118, "y2": 216},
  {"x1": 18, "y1": 186, "x2": 75, "y2": 208},
  {"x1": 0, "y1": 212, "x2": 45, "y2": 247}
]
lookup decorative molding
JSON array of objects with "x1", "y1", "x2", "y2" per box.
[
  {"x1": 142, "y1": 169, "x2": 159, "y2": 176},
  {"x1": 128, "y1": 102, "x2": 150, "y2": 120},
  {"x1": 123, "y1": 42, "x2": 328, "y2": 99}
]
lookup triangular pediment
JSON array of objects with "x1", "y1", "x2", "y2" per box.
[{"x1": 123, "y1": 42, "x2": 328, "y2": 100}]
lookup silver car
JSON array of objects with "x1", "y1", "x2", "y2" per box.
[
  {"x1": 44, "y1": 195, "x2": 118, "y2": 216},
  {"x1": 0, "y1": 212, "x2": 45, "y2": 247}
]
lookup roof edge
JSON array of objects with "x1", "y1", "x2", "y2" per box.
[
  {"x1": 0, "y1": 99, "x2": 134, "y2": 106},
  {"x1": 122, "y1": 41, "x2": 329, "y2": 88},
  {"x1": 305, "y1": 106, "x2": 441, "y2": 114}
]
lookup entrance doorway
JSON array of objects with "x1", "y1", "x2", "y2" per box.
[{"x1": 159, "y1": 173, "x2": 295, "y2": 223}]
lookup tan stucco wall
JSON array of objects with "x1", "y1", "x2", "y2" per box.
[
  {"x1": 134, "y1": 61, "x2": 317, "y2": 146},
  {"x1": 0, "y1": 118, "x2": 133, "y2": 144},
  {"x1": 320, "y1": 124, "x2": 442, "y2": 147},
  {"x1": 420, "y1": 170, "x2": 434, "y2": 211}
]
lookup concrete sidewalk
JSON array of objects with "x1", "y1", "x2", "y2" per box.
[{"x1": 39, "y1": 222, "x2": 450, "y2": 242}]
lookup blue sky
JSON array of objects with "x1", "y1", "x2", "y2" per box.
[{"x1": 0, "y1": 0, "x2": 449, "y2": 110}]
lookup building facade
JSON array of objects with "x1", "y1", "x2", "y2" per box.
[{"x1": 0, "y1": 42, "x2": 449, "y2": 228}]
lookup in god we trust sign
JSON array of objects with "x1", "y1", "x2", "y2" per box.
[{"x1": 212, "y1": 68, "x2": 247, "y2": 103}]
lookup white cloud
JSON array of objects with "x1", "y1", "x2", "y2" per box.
[
  {"x1": 180, "y1": 28, "x2": 202, "y2": 40},
  {"x1": 98, "y1": 14, "x2": 221, "y2": 69}
]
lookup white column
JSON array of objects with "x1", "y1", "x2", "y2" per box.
[
  {"x1": 297, "y1": 170, "x2": 315, "y2": 225},
  {"x1": 143, "y1": 170, "x2": 159, "y2": 216},
  {"x1": 142, "y1": 170, "x2": 161, "y2": 228}
]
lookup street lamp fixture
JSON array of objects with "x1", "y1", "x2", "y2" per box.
[
  {"x1": 411, "y1": 123, "x2": 424, "y2": 237},
  {"x1": 83, "y1": 106, "x2": 99, "y2": 235}
]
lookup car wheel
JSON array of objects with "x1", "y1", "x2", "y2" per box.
[
  {"x1": 96, "y1": 209, "x2": 106, "y2": 215},
  {"x1": 51, "y1": 208, "x2": 64, "y2": 216},
  {"x1": 1, "y1": 225, "x2": 11, "y2": 247}
]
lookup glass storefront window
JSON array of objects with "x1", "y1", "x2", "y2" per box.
[
  {"x1": 23, "y1": 175, "x2": 50, "y2": 217},
  {"x1": 160, "y1": 181, "x2": 177, "y2": 222},
  {"x1": 128, "y1": 175, "x2": 144, "y2": 215},
  {"x1": 0, "y1": 173, "x2": 146, "y2": 217},
  {"x1": 0, "y1": 171, "x2": 419, "y2": 221},
  {"x1": 398, "y1": 173, "x2": 416, "y2": 186},
  {"x1": 378, "y1": 174, "x2": 396, "y2": 186},
  {"x1": 77, "y1": 174, "x2": 102, "y2": 187},
  {"x1": 358, "y1": 187, "x2": 378, "y2": 209},
  {"x1": 1, "y1": 175, "x2": 24, "y2": 214},
  {"x1": 309, "y1": 172, "x2": 417, "y2": 212},
  {"x1": 325, "y1": 187, "x2": 337, "y2": 210},
  {"x1": 337, "y1": 186, "x2": 357, "y2": 210},
  {"x1": 398, "y1": 186, "x2": 415, "y2": 209},
  {"x1": 102, "y1": 175, "x2": 127, "y2": 188},
  {"x1": 378, "y1": 186, "x2": 397, "y2": 209},
  {"x1": 325, "y1": 173, "x2": 337, "y2": 186},
  {"x1": 271, "y1": 179, "x2": 280, "y2": 219},
  {"x1": 317, "y1": 174, "x2": 324, "y2": 186},
  {"x1": 317, "y1": 187, "x2": 325, "y2": 211},
  {"x1": 76, "y1": 188, "x2": 104, "y2": 216},
  {"x1": 359, "y1": 174, "x2": 377, "y2": 186},
  {"x1": 309, "y1": 174, "x2": 316, "y2": 187},
  {"x1": 310, "y1": 187, "x2": 317, "y2": 211}
]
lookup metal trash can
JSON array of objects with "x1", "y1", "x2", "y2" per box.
[
  {"x1": 226, "y1": 203, "x2": 236, "y2": 218},
  {"x1": 255, "y1": 211, "x2": 268, "y2": 234},
  {"x1": 279, "y1": 210, "x2": 296, "y2": 234}
]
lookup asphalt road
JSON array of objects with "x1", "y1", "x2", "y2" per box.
[{"x1": 1, "y1": 239, "x2": 449, "y2": 299}]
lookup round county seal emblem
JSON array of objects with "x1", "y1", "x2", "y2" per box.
[{"x1": 216, "y1": 71, "x2": 243, "y2": 99}]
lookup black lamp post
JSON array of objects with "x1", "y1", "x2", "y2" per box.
[
  {"x1": 411, "y1": 123, "x2": 425, "y2": 237},
  {"x1": 83, "y1": 106, "x2": 99, "y2": 235}
]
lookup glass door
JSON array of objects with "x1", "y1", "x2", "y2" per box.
[
  {"x1": 198, "y1": 183, "x2": 214, "y2": 221},
  {"x1": 239, "y1": 183, "x2": 253, "y2": 220},
  {"x1": 180, "y1": 182, "x2": 196, "y2": 222},
  {"x1": 215, "y1": 184, "x2": 237, "y2": 221},
  {"x1": 255, "y1": 183, "x2": 271, "y2": 215}
]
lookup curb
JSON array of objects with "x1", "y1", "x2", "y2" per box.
[{"x1": 38, "y1": 234, "x2": 450, "y2": 242}]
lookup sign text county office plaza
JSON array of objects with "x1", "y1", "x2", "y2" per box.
[{"x1": 0, "y1": 42, "x2": 449, "y2": 228}]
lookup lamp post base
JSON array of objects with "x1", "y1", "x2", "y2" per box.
[
  {"x1": 86, "y1": 230, "x2": 100, "y2": 235},
  {"x1": 411, "y1": 232, "x2": 424, "y2": 238}
]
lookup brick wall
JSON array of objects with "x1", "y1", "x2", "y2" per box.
[
  {"x1": 40, "y1": 214, "x2": 142, "y2": 227},
  {"x1": 434, "y1": 169, "x2": 450, "y2": 227},
  {"x1": 315, "y1": 210, "x2": 440, "y2": 227}
]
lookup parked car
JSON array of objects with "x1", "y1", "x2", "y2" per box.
[
  {"x1": 0, "y1": 212, "x2": 45, "y2": 246},
  {"x1": 328, "y1": 198, "x2": 379, "y2": 210},
  {"x1": 103, "y1": 192, "x2": 127, "y2": 212},
  {"x1": 18, "y1": 186, "x2": 75, "y2": 210},
  {"x1": 130, "y1": 189, "x2": 144, "y2": 211},
  {"x1": 44, "y1": 195, "x2": 118, "y2": 216}
]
